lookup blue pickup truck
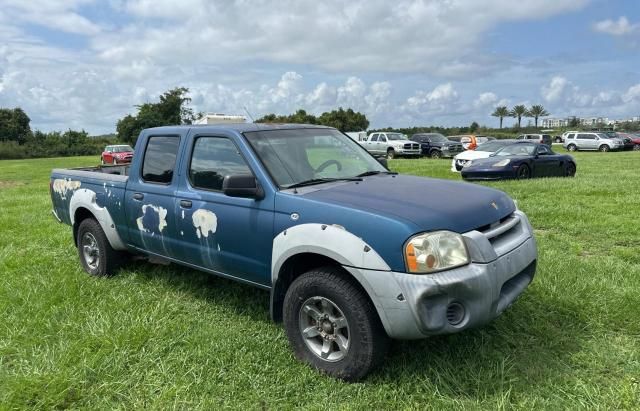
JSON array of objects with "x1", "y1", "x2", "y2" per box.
[{"x1": 50, "y1": 124, "x2": 537, "y2": 380}]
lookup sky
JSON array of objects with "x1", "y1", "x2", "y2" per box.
[{"x1": 0, "y1": 0, "x2": 639, "y2": 134}]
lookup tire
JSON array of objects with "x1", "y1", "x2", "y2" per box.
[
  {"x1": 516, "y1": 164, "x2": 530, "y2": 180},
  {"x1": 430, "y1": 150, "x2": 442, "y2": 159},
  {"x1": 555, "y1": 137, "x2": 562, "y2": 143},
  {"x1": 113, "y1": 158, "x2": 118, "y2": 165},
  {"x1": 386, "y1": 148, "x2": 395, "y2": 159},
  {"x1": 567, "y1": 144, "x2": 577, "y2": 152},
  {"x1": 100, "y1": 157, "x2": 105, "y2": 165},
  {"x1": 565, "y1": 162, "x2": 576, "y2": 177},
  {"x1": 76, "y1": 218, "x2": 122, "y2": 276},
  {"x1": 633, "y1": 144, "x2": 640, "y2": 151},
  {"x1": 599, "y1": 145, "x2": 610, "y2": 152},
  {"x1": 283, "y1": 267, "x2": 389, "y2": 381}
]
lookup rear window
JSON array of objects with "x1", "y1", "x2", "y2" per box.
[{"x1": 142, "y1": 136, "x2": 181, "y2": 184}]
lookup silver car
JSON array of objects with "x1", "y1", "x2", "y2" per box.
[{"x1": 562, "y1": 132, "x2": 623, "y2": 152}]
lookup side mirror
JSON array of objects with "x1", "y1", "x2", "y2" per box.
[
  {"x1": 377, "y1": 157, "x2": 388, "y2": 168},
  {"x1": 222, "y1": 175, "x2": 264, "y2": 200}
]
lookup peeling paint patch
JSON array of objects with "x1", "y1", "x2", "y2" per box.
[
  {"x1": 192, "y1": 209, "x2": 217, "y2": 239},
  {"x1": 52, "y1": 178, "x2": 81, "y2": 199},
  {"x1": 136, "y1": 204, "x2": 168, "y2": 234}
]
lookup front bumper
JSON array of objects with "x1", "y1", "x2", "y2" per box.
[
  {"x1": 395, "y1": 148, "x2": 422, "y2": 157},
  {"x1": 347, "y1": 210, "x2": 537, "y2": 339},
  {"x1": 461, "y1": 168, "x2": 516, "y2": 181}
]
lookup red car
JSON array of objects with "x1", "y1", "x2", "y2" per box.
[
  {"x1": 101, "y1": 145, "x2": 134, "y2": 165},
  {"x1": 618, "y1": 133, "x2": 640, "y2": 150}
]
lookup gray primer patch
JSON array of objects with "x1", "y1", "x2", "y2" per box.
[
  {"x1": 53, "y1": 178, "x2": 81, "y2": 199},
  {"x1": 136, "y1": 204, "x2": 168, "y2": 233},
  {"x1": 192, "y1": 209, "x2": 217, "y2": 239}
]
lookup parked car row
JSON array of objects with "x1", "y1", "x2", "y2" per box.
[{"x1": 557, "y1": 130, "x2": 640, "y2": 150}]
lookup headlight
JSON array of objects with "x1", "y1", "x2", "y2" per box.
[
  {"x1": 492, "y1": 159, "x2": 510, "y2": 167},
  {"x1": 404, "y1": 231, "x2": 470, "y2": 274}
]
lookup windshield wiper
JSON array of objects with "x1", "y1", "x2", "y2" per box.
[
  {"x1": 355, "y1": 170, "x2": 398, "y2": 177},
  {"x1": 286, "y1": 177, "x2": 362, "y2": 189}
]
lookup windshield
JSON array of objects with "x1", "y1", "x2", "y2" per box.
[
  {"x1": 113, "y1": 145, "x2": 134, "y2": 152},
  {"x1": 244, "y1": 128, "x2": 387, "y2": 188},
  {"x1": 423, "y1": 134, "x2": 448, "y2": 142},
  {"x1": 476, "y1": 141, "x2": 512, "y2": 152},
  {"x1": 386, "y1": 133, "x2": 406, "y2": 141},
  {"x1": 494, "y1": 143, "x2": 536, "y2": 157}
]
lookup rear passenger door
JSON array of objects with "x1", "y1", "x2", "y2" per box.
[
  {"x1": 173, "y1": 133, "x2": 274, "y2": 286},
  {"x1": 578, "y1": 133, "x2": 597, "y2": 150},
  {"x1": 126, "y1": 134, "x2": 184, "y2": 257}
]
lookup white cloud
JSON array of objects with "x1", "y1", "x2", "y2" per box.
[
  {"x1": 622, "y1": 84, "x2": 640, "y2": 103},
  {"x1": 541, "y1": 76, "x2": 570, "y2": 102},
  {"x1": 403, "y1": 83, "x2": 460, "y2": 116},
  {"x1": 90, "y1": 0, "x2": 588, "y2": 75},
  {"x1": 473, "y1": 92, "x2": 498, "y2": 108},
  {"x1": 593, "y1": 16, "x2": 638, "y2": 36}
]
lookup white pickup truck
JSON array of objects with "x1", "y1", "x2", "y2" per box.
[{"x1": 358, "y1": 132, "x2": 421, "y2": 159}]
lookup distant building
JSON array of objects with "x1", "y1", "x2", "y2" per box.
[
  {"x1": 541, "y1": 115, "x2": 640, "y2": 129},
  {"x1": 194, "y1": 113, "x2": 247, "y2": 125},
  {"x1": 541, "y1": 118, "x2": 568, "y2": 128}
]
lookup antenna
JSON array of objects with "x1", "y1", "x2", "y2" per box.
[{"x1": 243, "y1": 106, "x2": 255, "y2": 123}]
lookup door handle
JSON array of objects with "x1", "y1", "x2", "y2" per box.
[
  {"x1": 132, "y1": 193, "x2": 144, "y2": 201},
  {"x1": 180, "y1": 200, "x2": 192, "y2": 208}
]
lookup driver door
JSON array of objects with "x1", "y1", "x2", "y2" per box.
[{"x1": 534, "y1": 145, "x2": 557, "y2": 176}]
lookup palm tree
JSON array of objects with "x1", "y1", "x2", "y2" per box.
[
  {"x1": 528, "y1": 105, "x2": 550, "y2": 128},
  {"x1": 510, "y1": 105, "x2": 527, "y2": 128},
  {"x1": 491, "y1": 106, "x2": 510, "y2": 129}
]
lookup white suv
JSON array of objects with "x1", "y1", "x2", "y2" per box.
[{"x1": 562, "y1": 132, "x2": 623, "y2": 152}]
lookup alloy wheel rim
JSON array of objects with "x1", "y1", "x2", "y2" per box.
[
  {"x1": 298, "y1": 296, "x2": 350, "y2": 362},
  {"x1": 81, "y1": 232, "x2": 100, "y2": 270}
]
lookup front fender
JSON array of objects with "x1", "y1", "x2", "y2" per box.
[{"x1": 271, "y1": 223, "x2": 390, "y2": 283}]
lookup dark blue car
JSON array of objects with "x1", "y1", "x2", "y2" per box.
[{"x1": 461, "y1": 141, "x2": 576, "y2": 181}]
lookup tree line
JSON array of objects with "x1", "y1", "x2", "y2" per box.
[{"x1": 0, "y1": 108, "x2": 114, "y2": 160}]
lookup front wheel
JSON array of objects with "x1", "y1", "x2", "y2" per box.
[
  {"x1": 567, "y1": 144, "x2": 577, "y2": 152},
  {"x1": 283, "y1": 267, "x2": 389, "y2": 381},
  {"x1": 76, "y1": 218, "x2": 122, "y2": 276},
  {"x1": 430, "y1": 150, "x2": 442, "y2": 159},
  {"x1": 599, "y1": 145, "x2": 610, "y2": 152},
  {"x1": 386, "y1": 148, "x2": 395, "y2": 159},
  {"x1": 633, "y1": 144, "x2": 640, "y2": 151},
  {"x1": 113, "y1": 158, "x2": 118, "y2": 165}
]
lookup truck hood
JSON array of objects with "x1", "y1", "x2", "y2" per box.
[{"x1": 302, "y1": 174, "x2": 515, "y2": 233}]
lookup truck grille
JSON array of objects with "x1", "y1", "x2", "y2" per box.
[
  {"x1": 404, "y1": 143, "x2": 420, "y2": 150},
  {"x1": 474, "y1": 212, "x2": 528, "y2": 257}
]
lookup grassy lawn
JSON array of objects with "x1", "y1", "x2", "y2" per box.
[{"x1": 1, "y1": 152, "x2": 639, "y2": 409}]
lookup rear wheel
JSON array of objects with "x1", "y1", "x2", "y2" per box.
[
  {"x1": 555, "y1": 137, "x2": 562, "y2": 143},
  {"x1": 599, "y1": 145, "x2": 610, "y2": 152},
  {"x1": 566, "y1": 162, "x2": 576, "y2": 177},
  {"x1": 430, "y1": 150, "x2": 442, "y2": 159},
  {"x1": 634, "y1": 144, "x2": 640, "y2": 151},
  {"x1": 283, "y1": 267, "x2": 389, "y2": 381},
  {"x1": 386, "y1": 148, "x2": 395, "y2": 159},
  {"x1": 567, "y1": 144, "x2": 577, "y2": 152},
  {"x1": 516, "y1": 164, "x2": 531, "y2": 180},
  {"x1": 76, "y1": 218, "x2": 122, "y2": 276}
]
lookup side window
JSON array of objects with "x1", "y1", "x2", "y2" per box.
[
  {"x1": 537, "y1": 145, "x2": 550, "y2": 155},
  {"x1": 189, "y1": 137, "x2": 252, "y2": 191},
  {"x1": 579, "y1": 134, "x2": 595, "y2": 140},
  {"x1": 379, "y1": 135, "x2": 387, "y2": 142},
  {"x1": 567, "y1": 134, "x2": 575, "y2": 139},
  {"x1": 517, "y1": 135, "x2": 523, "y2": 140},
  {"x1": 142, "y1": 136, "x2": 180, "y2": 184},
  {"x1": 370, "y1": 135, "x2": 378, "y2": 142}
]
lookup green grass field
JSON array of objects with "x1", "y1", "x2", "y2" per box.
[{"x1": 1, "y1": 153, "x2": 639, "y2": 409}]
